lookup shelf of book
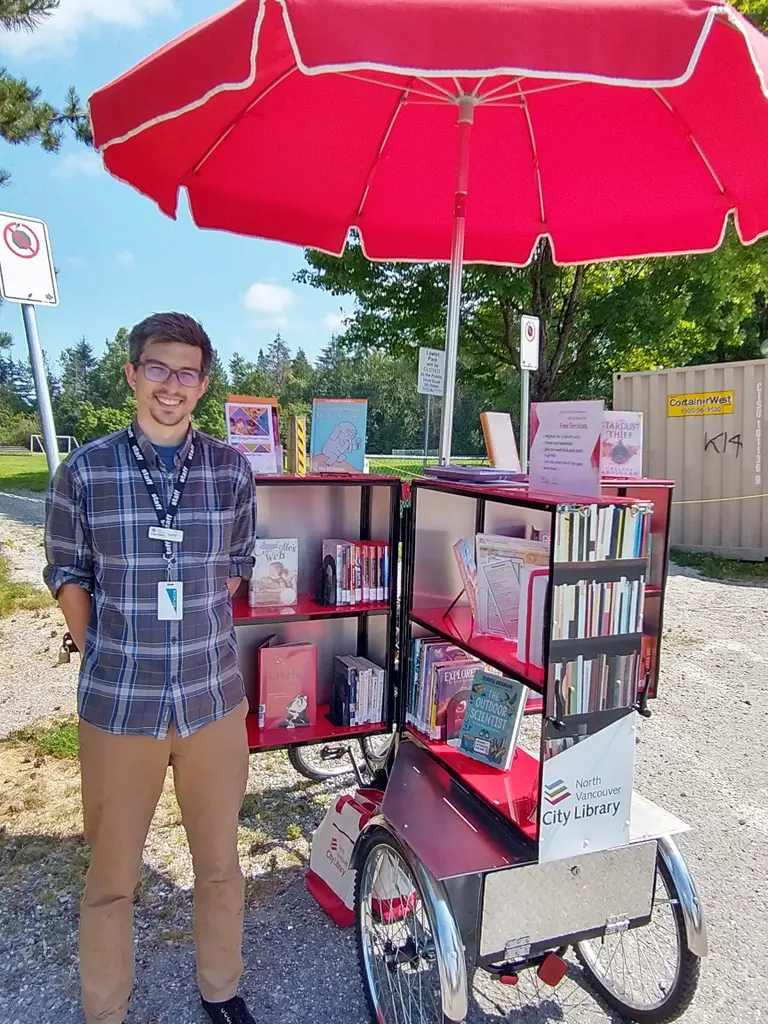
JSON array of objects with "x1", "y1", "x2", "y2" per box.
[
  {"x1": 233, "y1": 594, "x2": 390, "y2": 625},
  {"x1": 246, "y1": 704, "x2": 387, "y2": 751},
  {"x1": 236, "y1": 476, "x2": 401, "y2": 754},
  {"x1": 407, "y1": 727, "x2": 540, "y2": 841},
  {"x1": 409, "y1": 606, "x2": 546, "y2": 693}
]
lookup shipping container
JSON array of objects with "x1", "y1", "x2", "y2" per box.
[{"x1": 613, "y1": 358, "x2": 768, "y2": 560}]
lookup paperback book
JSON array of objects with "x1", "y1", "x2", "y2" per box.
[
  {"x1": 329, "y1": 655, "x2": 386, "y2": 727},
  {"x1": 249, "y1": 539, "x2": 299, "y2": 607},
  {"x1": 601, "y1": 411, "x2": 643, "y2": 479},
  {"x1": 319, "y1": 539, "x2": 390, "y2": 606},
  {"x1": 458, "y1": 670, "x2": 528, "y2": 770},
  {"x1": 553, "y1": 504, "x2": 651, "y2": 563}
]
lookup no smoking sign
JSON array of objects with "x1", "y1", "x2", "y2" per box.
[{"x1": 0, "y1": 211, "x2": 58, "y2": 305}]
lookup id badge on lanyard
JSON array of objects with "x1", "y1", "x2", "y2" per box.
[{"x1": 126, "y1": 425, "x2": 196, "y2": 622}]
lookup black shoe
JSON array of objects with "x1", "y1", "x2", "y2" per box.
[{"x1": 201, "y1": 994, "x2": 256, "y2": 1024}]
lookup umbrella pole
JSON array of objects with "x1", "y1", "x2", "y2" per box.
[{"x1": 438, "y1": 97, "x2": 475, "y2": 466}]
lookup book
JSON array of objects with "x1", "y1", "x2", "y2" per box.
[
  {"x1": 258, "y1": 642, "x2": 317, "y2": 730},
  {"x1": 452, "y1": 539, "x2": 477, "y2": 614},
  {"x1": 480, "y1": 411, "x2": 521, "y2": 470},
  {"x1": 319, "y1": 539, "x2": 390, "y2": 606},
  {"x1": 553, "y1": 504, "x2": 651, "y2": 562},
  {"x1": 249, "y1": 539, "x2": 299, "y2": 607},
  {"x1": 475, "y1": 534, "x2": 549, "y2": 639},
  {"x1": 548, "y1": 651, "x2": 641, "y2": 718},
  {"x1": 601, "y1": 411, "x2": 643, "y2": 479},
  {"x1": 225, "y1": 394, "x2": 280, "y2": 475},
  {"x1": 310, "y1": 398, "x2": 368, "y2": 474},
  {"x1": 517, "y1": 565, "x2": 549, "y2": 668},
  {"x1": 329, "y1": 655, "x2": 386, "y2": 726},
  {"x1": 458, "y1": 670, "x2": 528, "y2": 770},
  {"x1": 431, "y1": 657, "x2": 482, "y2": 743}
]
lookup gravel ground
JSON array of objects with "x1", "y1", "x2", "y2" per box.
[{"x1": 0, "y1": 492, "x2": 766, "y2": 1024}]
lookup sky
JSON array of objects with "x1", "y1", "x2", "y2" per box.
[{"x1": 0, "y1": 0, "x2": 352, "y2": 375}]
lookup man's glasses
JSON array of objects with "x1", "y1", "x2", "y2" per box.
[{"x1": 139, "y1": 360, "x2": 204, "y2": 388}]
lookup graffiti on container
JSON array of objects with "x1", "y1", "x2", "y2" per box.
[{"x1": 704, "y1": 431, "x2": 743, "y2": 457}]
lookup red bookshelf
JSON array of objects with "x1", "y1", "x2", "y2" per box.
[
  {"x1": 235, "y1": 476, "x2": 401, "y2": 753},
  {"x1": 247, "y1": 703, "x2": 385, "y2": 751},
  {"x1": 233, "y1": 593, "x2": 390, "y2": 625}
]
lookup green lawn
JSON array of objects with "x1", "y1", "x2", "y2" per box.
[{"x1": 0, "y1": 453, "x2": 50, "y2": 493}]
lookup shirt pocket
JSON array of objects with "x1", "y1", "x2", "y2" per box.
[{"x1": 180, "y1": 506, "x2": 236, "y2": 562}]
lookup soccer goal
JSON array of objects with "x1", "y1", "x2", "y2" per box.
[{"x1": 30, "y1": 434, "x2": 78, "y2": 454}]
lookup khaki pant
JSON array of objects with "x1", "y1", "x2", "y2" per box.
[{"x1": 78, "y1": 700, "x2": 249, "y2": 1024}]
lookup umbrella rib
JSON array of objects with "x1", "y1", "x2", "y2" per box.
[
  {"x1": 516, "y1": 83, "x2": 547, "y2": 225},
  {"x1": 355, "y1": 87, "x2": 411, "y2": 218},
  {"x1": 652, "y1": 89, "x2": 726, "y2": 195},
  {"x1": 341, "y1": 72, "x2": 453, "y2": 103},
  {"x1": 189, "y1": 66, "x2": 298, "y2": 178}
]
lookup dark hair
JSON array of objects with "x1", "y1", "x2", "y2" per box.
[{"x1": 128, "y1": 312, "x2": 213, "y2": 376}]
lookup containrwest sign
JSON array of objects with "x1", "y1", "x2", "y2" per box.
[{"x1": 667, "y1": 390, "x2": 734, "y2": 417}]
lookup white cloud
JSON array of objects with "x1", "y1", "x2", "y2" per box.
[
  {"x1": 323, "y1": 312, "x2": 348, "y2": 332},
  {"x1": 116, "y1": 251, "x2": 136, "y2": 267},
  {"x1": 244, "y1": 282, "x2": 296, "y2": 316},
  {"x1": 0, "y1": 0, "x2": 177, "y2": 59},
  {"x1": 52, "y1": 152, "x2": 102, "y2": 179}
]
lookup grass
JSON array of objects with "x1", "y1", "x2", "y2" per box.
[
  {"x1": 368, "y1": 456, "x2": 485, "y2": 480},
  {"x1": 0, "y1": 551, "x2": 51, "y2": 617},
  {"x1": 671, "y1": 547, "x2": 768, "y2": 582},
  {"x1": 0, "y1": 452, "x2": 50, "y2": 493},
  {"x1": 12, "y1": 719, "x2": 79, "y2": 760}
]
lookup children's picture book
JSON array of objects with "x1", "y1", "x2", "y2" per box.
[
  {"x1": 225, "y1": 395, "x2": 280, "y2": 475},
  {"x1": 310, "y1": 399, "x2": 367, "y2": 474},
  {"x1": 601, "y1": 411, "x2": 643, "y2": 479},
  {"x1": 458, "y1": 670, "x2": 528, "y2": 770},
  {"x1": 258, "y1": 642, "x2": 317, "y2": 730},
  {"x1": 249, "y1": 539, "x2": 299, "y2": 607}
]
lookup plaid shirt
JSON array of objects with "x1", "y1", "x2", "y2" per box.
[{"x1": 44, "y1": 421, "x2": 256, "y2": 739}]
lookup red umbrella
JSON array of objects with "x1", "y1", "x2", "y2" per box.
[{"x1": 89, "y1": 0, "x2": 768, "y2": 461}]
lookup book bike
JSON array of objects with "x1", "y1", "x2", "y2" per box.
[{"x1": 345, "y1": 474, "x2": 706, "y2": 1024}]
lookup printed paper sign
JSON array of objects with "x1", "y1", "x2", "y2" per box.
[
  {"x1": 601, "y1": 411, "x2": 643, "y2": 478},
  {"x1": 417, "y1": 347, "x2": 446, "y2": 396},
  {"x1": 529, "y1": 400, "x2": 603, "y2": 497},
  {"x1": 539, "y1": 713, "x2": 636, "y2": 862}
]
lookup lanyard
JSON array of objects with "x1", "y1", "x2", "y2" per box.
[{"x1": 126, "y1": 424, "x2": 196, "y2": 571}]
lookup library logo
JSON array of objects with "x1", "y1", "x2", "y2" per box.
[{"x1": 544, "y1": 779, "x2": 571, "y2": 805}]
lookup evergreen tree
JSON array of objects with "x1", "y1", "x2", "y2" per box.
[
  {"x1": 0, "y1": 1, "x2": 92, "y2": 185},
  {"x1": 194, "y1": 351, "x2": 228, "y2": 439}
]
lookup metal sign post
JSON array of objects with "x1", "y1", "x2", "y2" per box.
[
  {"x1": 418, "y1": 347, "x2": 446, "y2": 466},
  {"x1": 0, "y1": 211, "x2": 60, "y2": 480},
  {"x1": 519, "y1": 315, "x2": 540, "y2": 473}
]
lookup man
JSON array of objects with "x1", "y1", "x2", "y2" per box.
[{"x1": 44, "y1": 313, "x2": 257, "y2": 1024}]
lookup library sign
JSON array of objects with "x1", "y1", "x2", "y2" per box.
[
  {"x1": 539, "y1": 714, "x2": 636, "y2": 862},
  {"x1": 667, "y1": 390, "x2": 734, "y2": 417}
]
